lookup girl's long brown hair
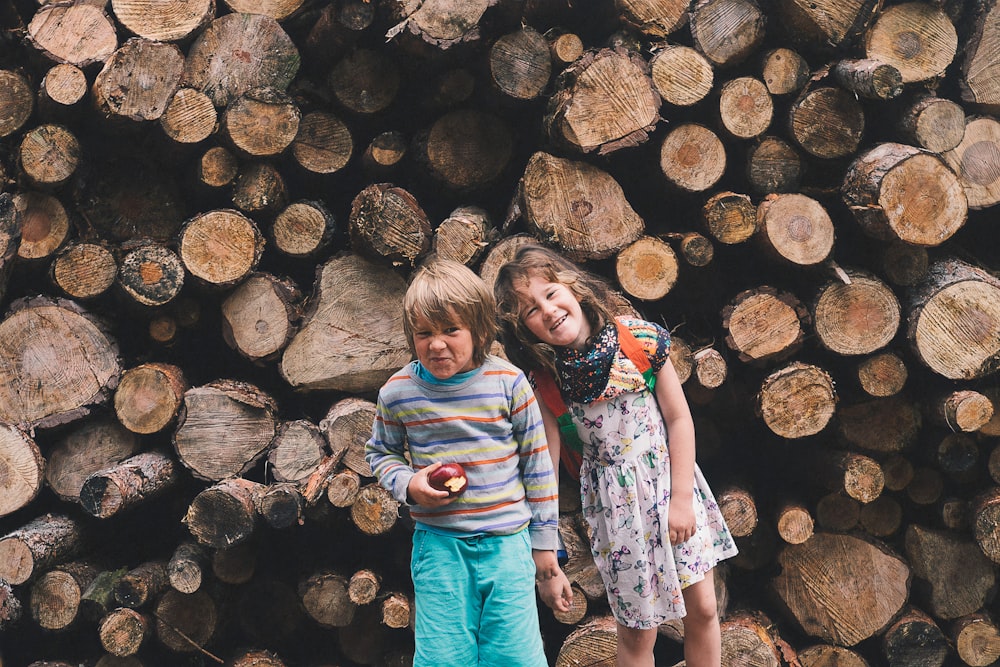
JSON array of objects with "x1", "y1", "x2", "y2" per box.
[{"x1": 493, "y1": 245, "x2": 619, "y2": 377}]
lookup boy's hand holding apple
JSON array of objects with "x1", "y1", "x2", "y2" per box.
[{"x1": 407, "y1": 461, "x2": 467, "y2": 507}]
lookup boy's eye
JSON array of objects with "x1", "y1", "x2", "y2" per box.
[{"x1": 444, "y1": 326, "x2": 460, "y2": 334}]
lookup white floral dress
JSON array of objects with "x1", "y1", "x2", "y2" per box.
[{"x1": 559, "y1": 319, "x2": 738, "y2": 629}]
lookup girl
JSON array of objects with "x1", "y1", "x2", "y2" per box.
[{"x1": 494, "y1": 245, "x2": 737, "y2": 667}]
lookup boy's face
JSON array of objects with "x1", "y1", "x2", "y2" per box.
[{"x1": 411, "y1": 312, "x2": 478, "y2": 380}]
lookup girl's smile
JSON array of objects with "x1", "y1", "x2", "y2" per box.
[{"x1": 518, "y1": 275, "x2": 592, "y2": 350}]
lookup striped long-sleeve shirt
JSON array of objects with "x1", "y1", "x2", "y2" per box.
[{"x1": 365, "y1": 355, "x2": 559, "y2": 550}]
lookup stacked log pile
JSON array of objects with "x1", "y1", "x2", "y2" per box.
[{"x1": 1, "y1": 0, "x2": 1000, "y2": 665}]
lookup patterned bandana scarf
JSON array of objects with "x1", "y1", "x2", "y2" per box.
[{"x1": 554, "y1": 321, "x2": 617, "y2": 403}]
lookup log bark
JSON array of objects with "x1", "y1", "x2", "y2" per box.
[
  {"x1": 80, "y1": 450, "x2": 180, "y2": 519},
  {"x1": 113, "y1": 561, "x2": 169, "y2": 609},
  {"x1": 881, "y1": 605, "x2": 948, "y2": 667},
  {"x1": 92, "y1": 38, "x2": 184, "y2": 123},
  {"x1": 348, "y1": 183, "x2": 432, "y2": 267}
]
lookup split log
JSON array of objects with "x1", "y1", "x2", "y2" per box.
[
  {"x1": 25, "y1": 3, "x2": 117, "y2": 67},
  {"x1": 771, "y1": 532, "x2": 911, "y2": 646},
  {"x1": 0, "y1": 513, "x2": 85, "y2": 585},
  {"x1": 348, "y1": 183, "x2": 431, "y2": 267},
  {"x1": 79, "y1": 450, "x2": 179, "y2": 519},
  {"x1": 906, "y1": 258, "x2": 1000, "y2": 380},
  {"x1": 429, "y1": 206, "x2": 493, "y2": 266},
  {"x1": 320, "y1": 397, "x2": 377, "y2": 478},
  {"x1": 688, "y1": 0, "x2": 765, "y2": 67},
  {"x1": 518, "y1": 152, "x2": 644, "y2": 260},
  {"x1": 173, "y1": 380, "x2": 278, "y2": 482},
  {"x1": 45, "y1": 419, "x2": 139, "y2": 503},
  {"x1": 544, "y1": 48, "x2": 659, "y2": 155},
  {"x1": 843, "y1": 143, "x2": 968, "y2": 247},
  {"x1": 723, "y1": 286, "x2": 806, "y2": 365},
  {"x1": 267, "y1": 419, "x2": 327, "y2": 485}
]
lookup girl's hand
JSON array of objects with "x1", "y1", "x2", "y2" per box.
[
  {"x1": 668, "y1": 498, "x2": 696, "y2": 545},
  {"x1": 533, "y1": 550, "x2": 573, "y2": 613},
  {"x1": 407, "y1": 462, "x2": 454, "y2": 507}
]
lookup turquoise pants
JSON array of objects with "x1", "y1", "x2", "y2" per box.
[{"x1": 410, "y1": 528, "x2": 548, "y2": 667}]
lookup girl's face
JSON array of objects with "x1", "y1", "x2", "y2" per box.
[
  {"x1": 516, "y1": 275, "x2": 591, "y2": 351},
  {"x1": 411, "y1": 312, "x2": 477, "y2": 379}
]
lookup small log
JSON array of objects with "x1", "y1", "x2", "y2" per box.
[
  {"x1": 906, "y1": 467, "x2": 944, "y2": 506},
  {"x1": 29, "y1": 561, "x2": 98, "y2": 630},
  {"x1": 0, "y1": 514, "x2": 84, "y2": 585},
  {"x1": 348, "y1": 183, "x2": 431, "y2": 267},
  {"x1": 267, "y1": 419, "x2": 327, "y2": 485},
  {"x1": 212, "y1": 541, "x2": 256, "y2": 585},
  {"x1": 701, "y1": 191, "x2": 756, "y2": 245},
  {"x1": 380, "y1": 591, "x2": 412, "y2": 629},
  {"x1": 659, "y1": 123, "x2": 726, "y2": 192},
  {"x1": 320, "y1": 397, "x2": 377, "y2": 477},
  {"x1": 168, "y1": 542, "x2": 207, "y2": 595},
  {"x1": 153, "y1": 588, "x2": 217, "y2": 654},
  {"x1": 775, "y1": 501, "x2": 814, "y2": 545},
  {"x1": 760, "y1": 48, "x2": 809, "y2": 96},
  {"x1": 717, "y1": 485, "x2": 758, "y2": 538},
  {"x1": 935, "y1": 432, "x2": 982, "y2": 484},
  {"x1": 299, "y1": 571, "x2": 355, "y2": 628},
  {"x1": 79, "y1": 568, "x2": 128, "y2": 623},
  {"x1": 855, "y1": 351, "x2": 908, "y2": 398},
  {"x1": 271, "y1": 200, "x2": 337, "y2": 259},
  {"x1": 326, "y1": 469, "x2": 362, "y2": 508},
  {"x1": 843, "y1": 143, "x2": 967, "y2": 246},
  {"x1": 544, "y1": 48, "x2": 659, "y2": 155},
  {"x1": 881, "y1": 605, "x2": 948, "y2": 667},
  {"x1": 971, "y1": 487, "x2": 1000, "y2": 564},
  {"x1": 939, "y1": 496, "x2": 969, "y2": 531},
  {"x1": 221, "y1": 273, "x2": 302, "y2": 363},
  {"x1": 864, "y1": 2, "x2": 956, "y2": 83},
  {"x1": 832, "y1": 58, "x2": 902, "y2": 100},
  {"x1": 45, "y1": 419, "x2": 139, "y2": 503},
  {"x1": 160, "y1": 88, "x2": 216, "y2": 145},
  {"x1": 114, "y1": 363, "x2": 187, "y2": 435},
  {"x1": 693, "y1": 347, "x2": 727, "y2": 390},
  {"x1": 650, "y1": 44, "x2": 713, "y2": 107},
  {"x1": 80, "y1": 450, "x2": 179, "y2": 519},
  {"x1": 197, "y1": 146, "x2": 239, "y2": 190},
  {"x1": 815, "y1": 492, "x2": 860, "y2": 532},
  {"x1": 722, "y1": 286, "x2": 806, "y2": 365},
  {"x1": 232, "y1": 162, "x2": 288, "y2": 216},
  {"x1": 836, "y1": 396, "x2": 921, "y2": 455},
  {"x1": 788, "y1": 86, "x2": 864, "y2": 159},
  {"x1": 614, "y1": 235, "x2": 678, "y2": 301},
  {"x1": 418, "y1": 109, "x2": 513, "y2": 191},
  {"x1": 951, "y1": 613, "x2": 1000, "y2": 667},
  {"x1": 350, "y1": 484, "x2": 399, "y2": 536},
  {"x1": 99, "y1": 607, "x2": 149, "y2": 657},
  {"x1": 113, "y1": 561, "x2": 169, "y2": 609},
  {"x1": 559, "y1": 515, "x2": 605, "y2": 602},
  {"x1": 222, "y1": 87, "x2": 300, "y2": 158},
  {"x1": 755, "y1": 193, "x2": 834, "y2": 268},
  {"x1": 183, "y1": 478, "x2": 265, "y2": 549},
  {"x1": 328, "y1": 48, "x2": 399, "y2": 114},
  {"x1": 771, "y1": 532, "x2": 911, "y2": 646},
  {"x1": 173, "y1": 380, "x2": 278, "y2": 482},
  {"x1": 898, "y1": 95, "x2": 965, "y2": 153},
  {"x1": 552, "y1": 583, "x2": 589, "y2": 625},
  {"x1": 882, "y1": 240, "x2": 929, "y2": 287},
  {"x1": 0, "y1": 70, "x2": 33, "y2": 137},
  {"x1": 718, "y1": 76, "x2": 773, "y2": 139},
  {"x1": 858, "y1": 495, "x2": 901, "y2": 538},
  {"x1": 13, "y1": 191, "x2": 70, "y2": 262},
  {"x1": 360, "y1": 130, "x2": 406, "y2": 179},
  {"x1": 177, "y1": 209, "x2": 265, "y2": 289},
  {"x1": 811, "y1": 269, "x2": 900, "y2": 356},
  {"x1": 488, "y1": 27, "x2": 551, "y2": 101},
  {"x1": 348, "y1": 569, "x2": 382, "y2": 605},
  {"x1": 548, "y1": 31, "x2": 583, "y2": 66},
  {"x1": 228, "y1": 649, "x2": 285, "y2": 667},
  {"x1": 257, "y1": 483, "x2": 303, "y2": 529},
  {"x1": 117, "y1": 242, "x2": 185, "y2": 308},
  {"x1": 927, "y1": 389, "x2": 994, "y2": 432},
  {"x1": 757, "y1": 362, "x2": 837, "y2": 438},
  {"x1": 747, "y1": 136, "x2": 803, "y2": 196},
  {"x1": 49, "y1": 242, "x2": 118, "y2": 301},
  {"x1": 905, "y1": 523, "x2": 996, "y2": 620},
  {"x1": 429, "y1": 206, "x2": 492, "y2": 266},
  {"x1": 810, "y1": 450, "x2": 884, "y2": 504},
  {"x1": 666, "y1": 231, "x2": 714, "y2": 267}
]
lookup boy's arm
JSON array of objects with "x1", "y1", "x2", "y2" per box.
[{"x1": 364, "y1": 395, "x2": 417, "y2": 505}]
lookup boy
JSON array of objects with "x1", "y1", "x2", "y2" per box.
[{"x1": 365, "y1": 258, "x2": 572, "y2": 667}]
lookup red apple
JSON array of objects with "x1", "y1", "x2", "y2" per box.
[{"x1": 427, "y1": 462, "x2": 468, "y2": 496}]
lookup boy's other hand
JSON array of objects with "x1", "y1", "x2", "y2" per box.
[{"x1": 408, "y1": 462, "x2": 455, "y2": 507}]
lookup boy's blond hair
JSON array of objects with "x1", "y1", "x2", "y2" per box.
[{"x1": 403, "y1": 258, "x2": 497, "y2": 366}]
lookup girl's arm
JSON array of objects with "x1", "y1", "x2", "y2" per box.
[{"x1": 654, "y1": 358, "x2": 698, "y2": 544}]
